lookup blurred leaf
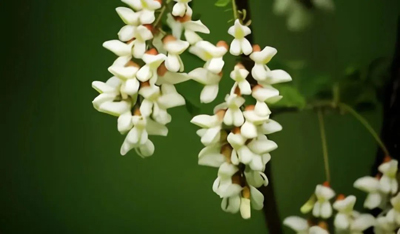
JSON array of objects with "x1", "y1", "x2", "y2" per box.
[
  {"x1": 270, "y1": 85, "x2": 307, "y2": 109},
  {"x1": 215, "y1": 0, "x2": 230, "y2": 7}
]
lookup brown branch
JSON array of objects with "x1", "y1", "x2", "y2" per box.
[{"x1": 234, "y1": 0, "x2": 283, "y2": 233}]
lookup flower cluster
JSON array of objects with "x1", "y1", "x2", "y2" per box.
[
  {"x1": 284, "y1": 158, "x2": 399, "y2": 233},
  {"x1": 190, "y1": 19, "x2": 292, "y2": 219},
  {"x1": 92, "y1": 0, "x2": 211, "y2": 156}
]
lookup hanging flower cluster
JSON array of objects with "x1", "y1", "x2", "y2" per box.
[
  {"x1": 284, "y1": 158, "x2": 399, "y2": 233},
  {"x1": 92, "y1": 0, "x2": 210, "y2": 156},
  {"x1": 190, "y1": 19, "x2": 292, "y2": 219},
  {"x1": 91, "y1": 0, "x2": 292, "y2": 219}
]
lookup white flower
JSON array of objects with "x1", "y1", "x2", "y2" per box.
[
  {"x1": 189, "y1": 68, "x2": 222, "y2": 103},
  {"x1": 92, "y1": 77, "x2": 132, "y2": 116},
  {"x1": 333, "y1": 195, "x2": 356, "y2": 230},
  {"x1": 139, "y1": 83, "x2": 185, "y2": 124},
  {"x1": 283, "y1": 216, "x2": 329, "y2": 234},
  {"x1": 349, "y1": 213, "x2": 375, "y2": 234},
  {"x1": 103, "y1": 40, "x2": 134, "y2": 57},
  {"x1": 245, "y1": 165, "x2": 269, "y2": 187},
  {"x1": 246, "y1": 134, "x2": 277, "y2": 171},
  {"x1": 219, "y1": 184, "x2": 264, "y2": 219},
  {"x1": 136, "y1": 49, "x2": 166, "y2": 85},
  {"x1": 163, "y1": 35, "x2": 190, "y2": 72},
  {"x1": 230, "y1": 64, "x2": 251, "y2": 95},
  {"x1": 378, "y1": 159, "x2": 398, "y2": 194},
  {"x1": 172, "y1": 0, "x2": 192, "y2": 17},
  {"x1": 241, "y1": 106, "x2": 270, "y2": 139},
  {"x1": 167, "y1": 14, "x2": 210, "y2": 45},
  {"x1": 258, "y1": 119, "x2": 283, "y2": 135},
  {"x1": 122, "y1": 0, "x2": 161, "y2": 24},
  {"x1": 198, "y1": 144, "x2": 226, "y2": 168},
  {"x1": 213, "y1": 162, "x2": 241, "y2": 197},
  {"x1": 353, "y1": 176, "x2": 383, "y2": 209},
  {"x1": 312, "y1": 184, "x2": 335, "y2": 219},
  {"x1": 115, "y1": 7, "x2": 141, "y2": 42},
  {"x1": 107, "y1": 56, "x2": 141, "y2": 98},
  {"x1": 189, "y1": 40, "x2": 228, "y2": 74},
  {"x1": 214, "y1": 93, "x2": 245, "y2": 127},
  {"x1": 228, "y1": 19, "x2": 252, "y2": 56},
  {"x1": 251, "y1": 84, "x2": 282, "y2": 117},
  {"x1": 249, "y1": 46, "x2": 292, "y2": 86},
  {"x1": 191, "y1": 110, "x2": 225, "y2": 146},
  {"x1": 227, "y1": 129, "x2": 255, "y2": 165},
  {"x1": 126, "y1": 25, "x2": 154, "y2": 58}
]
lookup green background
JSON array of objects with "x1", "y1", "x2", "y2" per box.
[{"x1": 1, "y1": 0, "x2": 400, "y2": 233}]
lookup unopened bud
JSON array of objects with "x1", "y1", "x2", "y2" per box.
[
  {"x1": 216, "y1": 41, "x2": 229, "y2": 50},
  {"x1": 252, "y1": 44, "x2": 261, "y2": 52},
  {"x1": 163, "y1": 35, "x2": 176, "y2": 44},
  {"x1": 146, "y1": 48, "x2": 158, "y2": 55},
  {"x1": 245, "y1": 105, "x2": 255, "y2": 111}
]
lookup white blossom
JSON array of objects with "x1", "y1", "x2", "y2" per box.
[
  {"x1": 172, "y1": 0, "x2": 193, "y2": 17},
  {"x1": 189, "y1": 67, "x2": 222, "y2": 103},
  {"x1": 136, "y1": 49, "x2": 166, "y2": 85},
  {"x1": 167, "y1": 14, "x2": 210, "y2": 45},
  {"x1": 283, "y1": 216, "x2": 329, "y2": 234},
  {"x1": 333, "y1": 195, "x2": 356, "y2": 230},
  {"x1": 163, "y1": 35, "x2": 190, "y2": 72},
  {"x1": 354, "y1": 176, "x2": 383, "y2": 209},
  {"x1": 230, "y1": 64, "x2": 251, "y2": 95},
  {"x1": 190, "y1": 110, "x2": 225, "y2": 146},
  {"x1": 122, "y1": 0, "x2": 161, "y2": 24},
  {"x1": 189, "y1": 40, "x2": 228, "y2": 74},
  {"x1": 378, "y1": 159, "x2": 398, "y2": 194},
  {"x1": 228, "y1": 19, "x2": 252, "y2": 56},
  {"x1": 312, "y1": 184, "x2": 335, "y2": 219}
]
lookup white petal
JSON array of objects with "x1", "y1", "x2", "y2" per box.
[
  {"x1": 313, "y1": 203, "x2": 321, "y2": 217},
  {"x1": 135, "y1": 140, "x2": 155, "y2": 157},
  {"x1": 122, "y1": 0, "x2": 142, "y2": 10},
  {"x1": 159, "y1": 71, "x2": 191, "y2": 84},
  {"x1": 103, "y1": 40, "x2": 131, "y2": 56},
  {"x1": 238, "y1": 146, "x2": 253, "y2": 164},
  {"x1": 206, "y1": 57, "x2": 225, "y2": 74},
  {"x1": 265, "y1": 69, "x2": 292, "y2": 84},
  {"x1": 283, "y1": 216, "x2": 308, "y2": 232},
  {"x1": 200, "y1": 84, "x2": 219, "y2": 103},
  {"x1": 133, "y1": 41, "x2": 147, "y2": 58},
  {"x1": 137, "y1": 65, "x2": 152, "y2": 82},
  {"x1": 321, "y1": 201, "x2": 332, "y2": 218},
  {"x1": 184, "y1": 30, "x2": 202, "y2": 45},
  {"x1": 146, "y1": 119, "x2": 168, "y2": 136},
  {"x1": 139, "y1": 9, "x2": 155, "y2": 24},
  {"x1": 201, "y1": 127, "x2": 221, "y2": 146},
  {"x1": 354, "y1": 176, "x2": 380, "y2": 192},
  {"x1": 238, "y1": 81, "x2": 252, "y2": 95},
  {"x1": 229, "y1": 39, "x2": 241, "y2": 56},
  {"x1": 190, "y1": 114, "x2": 218, "y2": 128},
  {"x1": 122, "y1": 78, "x2": 140, "y2": 95},
  {"x1": 198, "y1": 145, "x2": 225, "y2": 167},
  {"x1": 351, "y1": 214, "x2": 375, "y2": 232},
  {"x1": 218, "y1": 162, "x2": 239, "y2": 177},
  {"x1": 172, "y1": 2, "x2": 186, "y2": 17},
  {"x1": 334, "y1": 213, "x2": 350, "y2": 230},
  {"x1": 221, "y1": 184, "x2": 243, "y2": 198},
  {"x1": 221, "y1": 196, "x2": 240, "y2": 213},
  {"x1": 250, "y1": 46, "x2": 277, "y2": 64},
  {"x1": 189, "y1": 68, "x2": 220, "y2": 85},
  {"x1": 315, "y1": 184, "x2": 335, "y2": 200},
  {"x1": 116, "y1": 7, "x2": 140, "y2": 25},
  {"x1": 92, "y1": 81, "x2": 115, "y2": 94},
  {"x1": 241, "y1": 121, "x2": 258, "y2": 139},
  {"x1": 241, "y1": 39, "x2": 253, "y2": 55},
  {"x1": 120, "y1": 140, "x2": 134, "y2": 156},
  {"x1": 118, "y1": 25, "x2": 136, "y2": 41},
  {"x1": 139, "y1": 99, "x2": 154, "y2": 117},
  {"x1": 232, "y1": 109, "x2": 245, "y2": 127},
  {"x1": 249, "y1": 154, "x2": 263, "y2": 171},
  {"x1": 309, "y1": 226, "x2": 329, "y2": 234},
  {"x1": 118, "y1": 112, "x2": 133, "y2": 134},
  {"x1": 380, "y1": 175, "x2": 392, "y2": 194},
  {"x1": 260, "y1": 119, "x2": 282, "y2": 134},
  {"x1": 164, "y1": 40, "x2": 189, "y2": 54},
  {"x1": 240, "y1": 198, "x2": 251, "y2": 219},
  {"x1": 252, "y1": 85, "x2": 280, "y2": 102},
  {"x1": 99, "y1": 101, "x2": 131, "y2": 116},
  {"x1": 250, "y1": 186, "x2": 264, "y2": 210},
  {"x1": 165, "y1": 54, "x2": 181, "y2": 72},
  {"x1": 248, "y1": 138, "x2": 278, "y2": 154},
  {"x1": 251, "y1": 64, "x2": 268, "y2": 81},
  {"x1": 255, "y1": 101, "x2": 271, "y2": 116},
  {"x1": 364, "y1": 192, "x2": 382, "y2": 209}
]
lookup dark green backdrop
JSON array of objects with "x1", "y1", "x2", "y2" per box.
[{"x1": 1, "y1": 0, "x2": 400, "y2": 233}]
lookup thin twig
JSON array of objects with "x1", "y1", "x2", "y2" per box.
[{"x1": 317, "y1": 109, "x2": 331, "y2": 183}]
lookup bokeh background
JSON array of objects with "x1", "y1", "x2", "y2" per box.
[{"x1": 1, "y1": 0, "x2": 400, "y2": 233}]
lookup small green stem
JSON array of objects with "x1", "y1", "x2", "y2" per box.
[
  {"x1": 232, "y1": 0, "x2": 239, "y2": 20},
  {"x1": 338, "y1": 103, "x2": 390, "y2": 156},
  {"x1": 154, "y1": 5, "x2": 166, "y2": 28},
  {"x1": 318, "y1": 109, "x2": 331, "y2": 183}
]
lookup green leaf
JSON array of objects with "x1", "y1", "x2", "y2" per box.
[
  {"x1": 270, "y1": 85, "x2": 307, "y2": 109},
  {"x1": 215, "y1": 0, "x2": 231, "y2": 7}
]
